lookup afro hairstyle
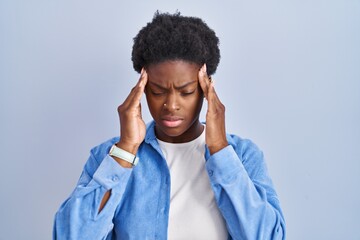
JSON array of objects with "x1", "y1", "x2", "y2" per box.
[{"x1": 131, "y1": 11, "x2": 220, "y2": 76}]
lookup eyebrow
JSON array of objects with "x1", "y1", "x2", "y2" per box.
[{"x1": 148, "y1": 80, "x2": 197, "y2": 90}]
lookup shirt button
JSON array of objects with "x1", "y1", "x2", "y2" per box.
[
  {"x1": 208, "y1": 170, "x2": 214, "y2": 176},
  {"x1": 112, "y1": 176, "x2": 119, "y2": 182}
]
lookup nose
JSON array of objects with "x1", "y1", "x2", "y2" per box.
[{"x1": 164, "y1": 92, "x2": 180, "y2": 111}]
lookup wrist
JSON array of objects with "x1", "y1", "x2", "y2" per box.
[
  {"x1": 208, "y1": 141, "x2": 228, "y2": 155},
  {"x1": 115, "y1": 141, "x2": 139, "y2": 155},
  {"x1": 109, "y1": 142, "x2": 140, "y2": 168},
  {"x1": 111, "y1": 156, "x2": 134, "y2": 168}
]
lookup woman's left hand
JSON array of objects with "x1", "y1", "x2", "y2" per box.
[{"x1": 199, "y1": 64, "x2": 228, "y2": 155}]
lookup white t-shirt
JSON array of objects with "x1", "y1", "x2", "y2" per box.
[{"x1": 157, "y1": 129, "x2": 228, "y2": 240}]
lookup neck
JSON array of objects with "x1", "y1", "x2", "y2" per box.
[{"x1": 155, "y1": 120, "x2": 204, "y2": 143}]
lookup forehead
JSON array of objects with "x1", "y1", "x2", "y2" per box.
[{"x1": 146, "y1": 60, "x2": 200, "y2": 87}]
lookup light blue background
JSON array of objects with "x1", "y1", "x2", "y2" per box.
[{"x1": 1, "y1": 0, "x2": 359, "y2": 239}]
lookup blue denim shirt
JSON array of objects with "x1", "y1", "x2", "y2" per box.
[{"x1": 53, "y1": 121, "x2": 285, "y2": 239}]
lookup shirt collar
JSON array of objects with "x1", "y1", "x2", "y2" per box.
[{"x1": 144, "y1": 121, "x2": 157, "y2": 144}]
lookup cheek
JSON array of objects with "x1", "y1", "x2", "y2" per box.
[
  {"x1": 145, "y1": 95, "x2": 164, "y2": 119},
  {"x1": 187, "y1": 94, "x2": 204, "y2": 113},
  {"x1": 145, "y1": 95, "x2": 157, "y2": 112}
]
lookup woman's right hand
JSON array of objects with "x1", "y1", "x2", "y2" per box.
[{"x1": 115, "y1": 69, "x2": 148, "y2": 162}]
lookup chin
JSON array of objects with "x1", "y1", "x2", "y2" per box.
[
  {"x1": 160, "y1": 126, "x2": 186, "y2": 137},
  {"x1": 155, "y1": 123, "x2": 189, "y2": 141}
]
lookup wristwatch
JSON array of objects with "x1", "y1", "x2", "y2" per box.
[{"x1": 109, "y1": 144, "x2": 139, "y2": 166}]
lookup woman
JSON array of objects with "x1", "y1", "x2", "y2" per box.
[{"x1": 53, "y1": 12, "x2": 286, "y2": 240}]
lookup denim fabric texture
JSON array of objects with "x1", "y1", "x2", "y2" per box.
[{"x1": 53, "y1": 121, "x2": 286, "y2": 240}]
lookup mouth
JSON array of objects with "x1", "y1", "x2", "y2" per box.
[{"x1": 161, "y1": 116, "x2": 184, "y2": 128}]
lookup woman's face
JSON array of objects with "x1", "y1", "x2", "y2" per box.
[{"x1": 145, "y1": 60, "x2": 204, "y2": 143}]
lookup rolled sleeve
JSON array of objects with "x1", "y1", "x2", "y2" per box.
[
  {"x1": 93, "y1": 154, "x2": 132, "y2": 190},
  {"x1": 206, "y1": 145, "x2": 244, "y2": 184}
]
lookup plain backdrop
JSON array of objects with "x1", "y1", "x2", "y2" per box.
[{"x1": 1, "y1": 0, "x2": 359, "y2": 239}]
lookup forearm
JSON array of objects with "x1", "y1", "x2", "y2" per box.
[
  {"x1": 54, "y1": 184, "x2": 114, "y2": 239},
  {"x1": 98, "y1": 141, "x2": 139, "y2": 212},
  {"x1": 53, "y1": 152, "x2": 133, "y2": 239},
  {"x1": 206, "y1": 145, "x2": 285, "y2": 240}
]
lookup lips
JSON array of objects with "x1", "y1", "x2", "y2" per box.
[{"x1": 161, "y1": 116, "x2": 184, "y2": 128}]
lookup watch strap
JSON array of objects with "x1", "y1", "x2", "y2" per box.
[{"x1": 109, "y1": 144, "x2": 139, "y2": 166}]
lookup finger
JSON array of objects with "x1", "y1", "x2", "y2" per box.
[
  {"x1": 207, "y1": 83, "x2": 215, "y2": 109},
  {"x1": 207, "y1": 82, "x2": 223, "y2": 111},
  {"x1": 130, "y1": 68, "x2": 147, "y2": 91},
  {"x1": 132, "y1": 68, "x2": 148, "y2": 93},
  {"x1": 138, "y1": 102, "x2": 142, "y2": 118},
  {"x1": 198, "y1": 64, "x2": 210, "y2": 99},
  {"x1": 208, "y1": 82, "x2": 220, "y2": 101},
  {"x1": 122, "y1": 68, "x2": 148, "y2": 108},
  {"x1": 128, "y1": 69, "x2": 148, "y2": 108}
]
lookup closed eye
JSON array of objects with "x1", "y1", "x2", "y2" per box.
[
  {"x1": 150, "y1": 90, "x2": 166, "y2": 96},
  {"x1": 181, "y1": 90, "x2": 195, "y2": 96}
]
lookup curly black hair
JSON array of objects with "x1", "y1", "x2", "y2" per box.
[{"x1": 131, "y1": 11, "x2": 220, "y2": 76}]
